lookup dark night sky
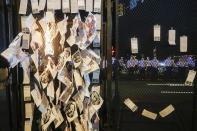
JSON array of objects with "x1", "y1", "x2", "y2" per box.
[{"x1": 118, "y1": 0, "x2": 197, "y2": 60}]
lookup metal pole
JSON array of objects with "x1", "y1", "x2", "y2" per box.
[{"x1": 106, "y1": 0, "x2": 112, "y2": 125}]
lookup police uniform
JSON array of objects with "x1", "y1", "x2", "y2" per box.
[
  {"x1": 139, "y1": 58, "x2": 146, "y2": 80},
  {"x1": 151, "y1": 58, "x2": 159, "y2": 80},
  {"x1": 145, "y1": 58, "x2": 152, "y2": 80}
]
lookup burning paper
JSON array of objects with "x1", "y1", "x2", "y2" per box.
[
  {"x1": 131, "y1": 37, "x2": 138, "y2": 54},
  {"x1": 159, "y1": 104, "x2": 175, "y2": 118},
  {"x1": 154, "y1": 25, "x2": 160, "y2": 41},
  {"x1": 124, "y1": 98, "x2": 138, "y2": 112},
  {"x1": 64, "y1": 101, "x2": 78, "y2": 122},
  {"x1": 141, "y1": 109, "x2": 157, "y2": 120},
  {"x1": 180, "y1": 35, "x2": 187, "y2": 52},
  {"x1": 185, "y1": 70, "x2": 196, "y2": 86},
  {"x1": 19, "y1": 0, "x2": 28, "y2": 14},
  {"x1": 168, "y1": 29, "x2": 176, "y2": 45}
]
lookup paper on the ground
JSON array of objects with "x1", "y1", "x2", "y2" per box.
[
  {"x1": 185, "y1": 70, "x2": 196, "y2": 86},
  {"x1": 47, "y1": 81, "x2": 54, "y2": 98},
  {"x1": 124, "y1": 98, "x2": 138, "y2": 112},
  {"x1": 59, "y1": 86, "x2": 74, "y2": 104},
  {"x1": 131, "y1": 37, "x2": 138, "y2": 54},
  {"x1": 24, "y1": 86, "x2": 31, "y2": 101},
  {"x1": 168, "y1": 29, "x2": 176, "y2": 45},
  {"x1": 141, "y1": 109, "x2": 157, "y2": 120},
  {"x1": 38, "y1": 0, "x2": 46, "y2": 11},
  {"x1": 180, "y1": 35, "x2": 187, "y2": 52},
  {"x1": 22, "y1": 33, "x2": 30, "y2": 49},
  {"x1": 24, "y1": 120, "x2": 31, "y2": 131},
  {"x1": 62, "y1": 0, "x2": 70, "y2": 13},
  {"x1": 19, "y1": 0, "x2": 28, "y2": 14},
  {"x1": 78, "y1": 0, "x2": 85, "y2": 10},
  {"x1": 159, "y1": 104, "x2": 175, "y2": 117},
  {"x1": 47, "y1": 0, "x2": 61, "y2": 11},
  {"x1": 25, "y1": 103, "x2": 33, "y2": 118},
  {"x1": 73, "y1": 92, "x2": 84, "y2": 113},
  {"x1": 86, "y1": 0, "x2": 93, "y2": 12},
  {"x1": 31, "y1": 85, "x2": 42, "y2": 107},
  {"x1": 64, "y1": 101, "x2": 78, "y2": 122},
  {"x1": 93, "y1": 31, "x2": 100, "y2": 47},
  {"x1": 154, "y1": 25, "x2": 160, "y2": 41},
  {"x1": 52, "y1": 106, "x2": 64, "y2": 128},
  {"x1": 71, "y1": 0, "x2": 79, "y2": 13},
  {"x1": 94, "y1": 0, "x2": 101, "y2": 12},
  {"x1": 30, "y1": 0, "x2": 39, "y2": 14}
]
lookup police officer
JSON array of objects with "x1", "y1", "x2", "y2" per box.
[
  {"x1": 164, "y1": 56, "x2": 173, "y2": 80},
  {"x1": 139, "y1": 57, "x2": 146, "y2": 80},
  {"x1": 177, "y1": 57, "x2": 186, "y2": 81},
  {"x1": 151, "y1": 56, "x2": 159, "y2": 80},
  {"x1": 145, "y1": 57, "x2": 152, "y2": 80}
]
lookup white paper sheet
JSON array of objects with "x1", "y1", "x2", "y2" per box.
[
  {"x1": 154, "y1": 25, "x2": 160, "y2": 41},
  {"x1": 65, "y1": 101, "x2": 78, "y2": 122},
  {"x1": 94, "y1": 0, "x2": 101, "y2": 12},
  {"x1": 86, "y1": 0, "x2": 93, "y2": 12},
  {"x1": 141, "y1": 109, "x2": 157, "y2": 120},
  {"x1": 25, "y1": 103, "x2": 33, "y2": 118},
  {"x1": 159, "y1": 104, "x2": 175, "y2": 117},
  {"x1": 22, "y1": 33, "x2": 30, "y2": 49},
  {"x1": 74, "y1": 70, "x2": 84, "y2": 90},
  {"x1": 92, "y1": 69, "x2": 100, "y2": 83},
  {"x1": 71, "y1": 0, "x2": 79, "y2": 13},
  {"x1": 90, "y1": 91, "x2": 103, "y2": 110},
  {"x1": 38, "y1": 0, "x2": 46, "y2": 11},
  {"x1": 31, "y1": 85, "x2": 42, "y2": 107},
  {"x1": 78, "y1": 0, "x2": 85, "y2": 10},
  {"x1": 124, "y1": 98, "x2": 138, "y2": 112},
  {"x1": 24, "y1": 120, "x2": 32, "y2": 131},
  {"x1": 185, "y1": 70, "x2": 196, "y2": 86},
  {"x1": 19, "y1": 0, "x2": 28, "y2": 14},
  {"x1": 47, "y1": 0, "x2": 61, "y2": 11},
  {"x1": 52, "y1": 106, "x2": 64, "y2": 128},
  {"x1": 168, "y1": 29, "x2": 176, "y2": 45},
  {"x1": 93, "y1": 31, "x2": 100, "y2": 47},
  {"x1": 73, "y1": 92, "x2": 84, "y2": 113},
  {"x1": 59, "y1": 86, "x2": 74, "y2": 104},
  {"x1": 46, "y1": 11, "x2": 55, "y2": 23},
  {"x1": 30, "y1": 0, "x2": 39, "y2": 14},
  {"x1": 180, "y1": 36, "x2": 187, "y2": 52},
  {"x1": 24, "y1": 86, "x2": 31, "y2": 101},
  {"x1": 21, "y1": 16, "x2": 29, "y2": 32},
  {"x1": 62, "y1": 0, "x2": 70, "y2": 13},
  {"x1": 131, "y1": 37, "x2": 138, "y2": 54},
  {"x1": 47, "y1": 81, "x2": 54, "y2": 98},
  {"x1": 95, "y1": 14, "x2": 101, "y2": 30}
]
